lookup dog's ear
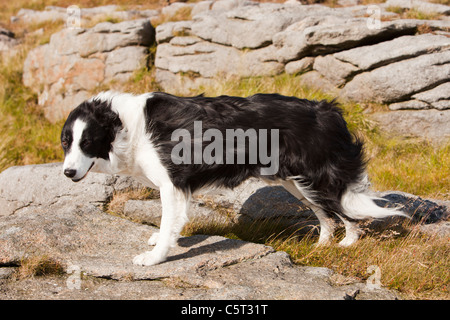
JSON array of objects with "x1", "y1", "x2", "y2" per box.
[{"x1": 91, "y1": 99, "x2": 123, "y2": 137}]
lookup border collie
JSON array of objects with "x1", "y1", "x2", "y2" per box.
[{"x1": 61, "y1": 91, "x2": 406, "y2": 266}]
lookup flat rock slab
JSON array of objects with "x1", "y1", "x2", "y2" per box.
[
  {"x1": 341, "y1": 51, "x2": 450, "y2": 103},
  {"x1": 0, "y1": 163, "x2": 399, "y2": 299},
  {"x1": 0, "y1": 187, "x2": 395, "y2": 300},
  {"x1": 371, "y1": 109, "x2": 450, "y2": 144},
  {"x1": 77, "y1": 234, "x2": 275, "y2": 281}
]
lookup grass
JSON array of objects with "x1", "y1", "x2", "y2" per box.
[
  {"x1": 386, "y1": 6, "x2": 443, "y2": 20},
  {"x1": 0, "y1": 22, "x2": 65, "y2": 172},
  {"x1": 13, "y1": 255, "x2": 65, "y2": 280},
  {"x1": 270, "y1": 230, "x2": 449, "y2": 299}
]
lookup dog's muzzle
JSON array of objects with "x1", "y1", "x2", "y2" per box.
[{"x1": 63, "y1": 162, "x2": 94, "y2": 182}]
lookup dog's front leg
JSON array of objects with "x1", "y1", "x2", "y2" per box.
[{"x1": 133, "y1": 184, "x2": 190, "y2": 266}]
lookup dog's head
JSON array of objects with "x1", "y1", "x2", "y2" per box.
[{"x1": 61, "y1": 97, "x2": 122, "y2": 182}]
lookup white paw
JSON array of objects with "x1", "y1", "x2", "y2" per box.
[
  {"x1": 338, "y1": 236, "x2": 357, "y2": 247},
  {"x1": 148, "y1": 232, "x2": 159, "y2": 246},
  {"x1": 132, "y1": 250, "x2": 165, "y2": 266}
]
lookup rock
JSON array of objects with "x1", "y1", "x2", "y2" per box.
[
  {"x1": 273, "y1": 15, "x2": 349, "y2": 62},
  {"x1": 23, "y1": 19, "x2": 155, "y2": 122},
  {"x1": 388, "y1": 81, "x2": 450, "y2": 111},
  {"x1": 196, "y1": 178, "x2": 267, "y2": 212},
  {"x1": 419, "y1": 221, "x2": 450, "y2": 238},
  {"x1": 155, "y1": 68, "x2": 215, "y2": 94},
  {"x1": 0, "y1": 267, "x2": 15, "y2": 279},
  {"x1": 338, "y1": 0, "x2": 361, "y2": 6},
  {"x1": 334, "y1": 34, "x2": 450, "y2": 71},
  {"x1": 161, "y1": 2, "x2": 195, "y2": 20},
  {"x1": 154, "y1": 2, "x2": 449, "y2": 110},
  {"x1": 155, "y1": 40, "x2": 240, "y2": 78},
  {"x1": 411, "y1": 82, "x2": 450, "y2": 110},
  {"x1": 341, "y1": 51, "x2": 450, "y2": 103},
  {"x1": 385, "y1": 0, "x2": 450, "y2": 15},
  {"x1": 274, "y1": 18, "x2": 418, "y2": 63},
  {"x1": 0, "y1": 163, "x2": 400, "y2": 300},
  {"x1": 389, "y1": 100, "x2": 431, "y2": 110},
  {"x1": 313, "y1": 55, "x2": 360, "y2": 87},
  {"x1": 0, "y1": 163, "x2": 138, "y2": 217},
  {"x1": 155, "y1": 20, "x2": 193, "y2": 44},
  {"x1": 191, "y1": 251, "x2": 398, "y2": 300},
  {"x1": 155, "y1": 37, "x2": 283, "y2": 91},
  {"x1": 298, "y1": 71, "x2": 340, "y2": 94},
  {"x1": 371, "y1": 109, "x2": 450, "y2": 143},
  {"x1": 123, "y1": 199, "x2": 163, "y2": 226},
  {"x1": 104, "y1": 46, "x2": 149, "y2": 82},
  {"x1": 3, "y1": 163, "x2": 448, "y2": 299},
  {"x1": 375, "y1": 191, "x2": 449, "y2": 224},
  {"x1": 0, "y1": 27, "x2": 18, "y2": 53},
  {"x1": 285, "y1": 57, "x2": 314, "y2": 75},
  {"x1": 15, "y1": 8, "x2": 66, "y2": 24},
  {"x1": 191, "y1": 3, "x2": 336, "y2": 50},
  {"x1": 191, "y1": 1, "x2": 214, "y2": 17},
  {"x1": 13, "y1": 5, "x2": 157, "y2": 25}
]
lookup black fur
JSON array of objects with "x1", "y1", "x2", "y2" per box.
[
  {"x1": 61, "y1": 99, "x2": 122, "y2": 160},
  {"x1": 144, "y1": 92, "x2": 365, "y2": 217}
]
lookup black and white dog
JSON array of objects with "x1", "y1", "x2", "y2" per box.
[{"x1": 61, "y1": 91, "x2": 406, "y2": 266}]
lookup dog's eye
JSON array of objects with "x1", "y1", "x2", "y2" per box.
[
  {"x1": 80, "y1": 139, "x2": 91, "y2": 148},
  {"x1": 61, "y1": 140, "x2": 69, "y2": 148}
]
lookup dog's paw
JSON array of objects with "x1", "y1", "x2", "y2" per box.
[
  {"x1": 132, "y1": 251, "x2": 165, "y2": 266},
  {"x1": 147, "y1": 232, "x2": 159, "y2": 246}
]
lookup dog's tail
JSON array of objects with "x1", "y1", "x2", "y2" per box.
[{"x1": 340, "y1": 175, "x2": 409, "y2": 220}]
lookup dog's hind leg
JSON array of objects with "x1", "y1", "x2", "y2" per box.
[
  {"x1": 133, "y1": 184, "x2": 190, "y2": 266},
  {"x1": 281, "y1": 180, "x2": 336, "y2": 245},
  {"x1": 335, "y1": 214, "x2": 361, "y2": 247}
]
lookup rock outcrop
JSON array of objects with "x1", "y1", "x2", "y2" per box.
[
  {"x1": 155, "y1": 1, "x2": 449, "y2": 113},
  {"x1": 0, "y1": 27, "x2": 18, "y2": 53},
  {"x1": 12, "y1": 5, "x2": 159, "y2": 25},
  {"x1": 17, "y1": 0, "x2": 450, "y2": 142},
  {"x1": 1, "y1": 163, "x2": 448, "y2": 299}
]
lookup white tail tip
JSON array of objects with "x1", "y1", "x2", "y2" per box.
[{"x1": 341, "y1": 190, "x2": 409, "y2": 220}]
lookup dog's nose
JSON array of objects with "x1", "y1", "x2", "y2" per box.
[{"x1": 64, "y1": 168, "x2": 77, "y2": 178}]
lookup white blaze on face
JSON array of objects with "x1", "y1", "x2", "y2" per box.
[{"x1": 63, "y1": 119, "x2": 94, "y2": 181}]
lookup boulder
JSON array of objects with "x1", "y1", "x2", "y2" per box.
[
  {"x1": 385, "y1": 0, "x2": 450, "y2": 15},
  {"x1": 298, "y1": 71, "x2": 340, "y2": 94},
  {"x1": 0, "y1": 27, "x2": 18, "y2": 53},
  {"x1": 313, "y1": 55, "x2": 360, "y2": 87},
  {"x1": 0, "y1": 163, "x2": 139, "y2": 218},
  {"x1": 22, "y1": 19, "x2": 155, "y2": 123},
  {"x1": 274, "y1": 19, "x2": 418, "y2": 63},
  {"x1": 154, "y1": 2, "x2": 449, "y2": 111},
  {"x1": 388, "y1": 100, "x2": 431, "y2": 110},
  {"x1": 155, "y1": 37, "x2": 283, "y2": 91},
  {"x1": 411, "y1": 82, "x2": 450, "y2": 110},
  {"x1": 284, "y1": 57, "x2": 314, "y2": 75},
  {"x1": 12, "y1": 5, "x2": 159, "y2": 25},
  {"x1": 341, "y1": 51, "x2": 450, "y2": 103},
  {"x1": 333, "y1": 34, "x2": 450, "y2": 71},
  {"x1": 371, "y1": 109, "x2": 450, "y2": 143},
  {"x1": 0, "y1": 163, "x2": 400, "y2": 300},
  {"x1": 14, "y1": 8, "x2": 66, "y2": 24},
  {"x1": 155, "y1": 20, "x2": 193, "y2": 44},
  {"x1": 191, "y1": 3, "x2": 337, "y2": 50}
]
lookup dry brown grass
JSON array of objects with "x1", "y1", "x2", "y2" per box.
[
  {"x1": 106, "y1": 187, "x2": 160, "y2": 219},
  {"x1": 269, "y1": 227, "x2": 449, "y2": 299},
  {"x1": 13, "y1": 255, "x2": 65, "y2": 280}
]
